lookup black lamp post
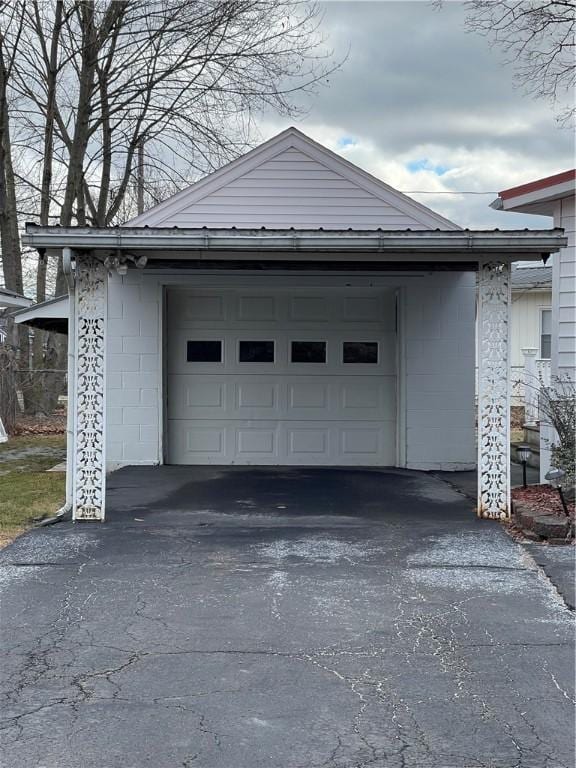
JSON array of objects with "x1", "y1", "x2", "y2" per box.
[
  {"x1": 545, "y1": 468, "x2": 569, "y2": 517},
  {"x1": 517, "y1": 443, "x2": 532, "y2": 489}
]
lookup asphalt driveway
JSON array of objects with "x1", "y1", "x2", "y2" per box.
[{"x1": 1, "y1": 467, "x2": 574, "y2": 768}]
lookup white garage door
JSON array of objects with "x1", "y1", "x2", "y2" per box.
[{"x1": 166, "y1": 288, "x2": 397, "y2": 465}]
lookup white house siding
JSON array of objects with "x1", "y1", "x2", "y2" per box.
[
  {"x1": 509, "y1": 290, "x2": 552, "y2": 403},
  {"x1": 104, "y1": 270, "x2": 475, "y2": 472},
  {"x1": 552, "y1": 196, "x2": 576, "y2": 380},
  {"x1": 510, "y1": 291, "x2": 552, "y2": 368}
]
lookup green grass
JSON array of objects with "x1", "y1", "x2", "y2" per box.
[{"x1": 0, "y1": 435, "x2": 66, "y2": 546}]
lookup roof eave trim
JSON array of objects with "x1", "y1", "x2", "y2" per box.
[{"x1": 21, "y1": 226, "x2": 567, "y2": 256}]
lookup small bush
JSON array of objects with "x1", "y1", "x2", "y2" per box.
[{"x1": 539, "y1": 375, "x2": 576, "y2": 487}]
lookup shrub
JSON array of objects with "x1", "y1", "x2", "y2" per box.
[{"x1": 539, "y1": 375, "x2": 576, "y2": 487}]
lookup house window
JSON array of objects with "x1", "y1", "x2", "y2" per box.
[
  {"x1": 187, "y1": 340, "x2": 222, "y2": 362},
  {"x1": 239, "y1": 340, "x2": 275, "y2": 363},
  {"x1": 343, "y1": 342, "x2": 378, "y2": 364},
  {"x1": 291, "y1": 341, "x2": 326, "y2": 363},
  {"x1": 540, "y1": 309, "x2": 552, "y2": 359}
]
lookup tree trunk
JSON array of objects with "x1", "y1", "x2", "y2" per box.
[
  {"x1": 0, "y1": 39, "x2": 29, "y2": 430},
  {"x1": 28, "y1": 0, "x2": 65, "y2": 416}
]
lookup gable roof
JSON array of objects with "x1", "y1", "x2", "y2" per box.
[
  {"x1": 126, "y1": 127, "x2": 460, "y2": 231},
  {"x1": 499, "y1": 169, "x2": 575, "y2": 201},
  {"x1": 491, "y1": 169, "x2": 575, "y2": 216}
]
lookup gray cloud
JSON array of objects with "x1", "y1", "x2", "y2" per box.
[
  {"x1": 314, "y1": 2, "x2": 571, "y2": 155},
  {"x1": 260, "y1": 1, "x2": 574, "y2": 228}
]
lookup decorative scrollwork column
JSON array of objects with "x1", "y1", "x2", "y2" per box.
[
  {"x1": 73, "y1": 254, "x2": 107, "y2": 521},
  {"x1": 477, "y1": 259, "x2": 511, "y2": 519}
]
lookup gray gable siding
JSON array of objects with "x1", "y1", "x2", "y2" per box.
[
  {"x1": 158, "y1": 147, "x2": 428, "y2": 229},
  {"x1": 127, "y1": 128, "x2": 459, "y2": 231}
]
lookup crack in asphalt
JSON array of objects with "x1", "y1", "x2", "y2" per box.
[{"x1": 1, "y1": 513, "x2": 574, "y2": 767}]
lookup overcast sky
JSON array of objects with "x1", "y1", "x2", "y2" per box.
[{"x1": 259, "y1": 1, "x2": 574, "y2": 229}]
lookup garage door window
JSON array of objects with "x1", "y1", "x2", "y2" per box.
[
  {"x1": 343, "y1": 342, "x2": 378, "y2": 364},
  {"x1": 291, "y1": 341, "x2": 326, "y2": 363},
  {"x1": 239, "y1": 340, "x2": 275, "y2": 363},
  {"x1": 187, "y1": 340, "x2": 222, "y2": 362}
]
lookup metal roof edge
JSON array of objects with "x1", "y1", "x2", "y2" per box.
[{"x1": 22, "y1": 225, "x2": 567, "y2": 255}]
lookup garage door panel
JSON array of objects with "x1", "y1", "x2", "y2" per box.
[
  {"x1": 340, "y1": 378, "x2": 396, "y2": 417},
  {"x1": 168, "y1": 292, "x2": 228, "y2": 324},
  {"x1": 186, "y1": 380, "x2": 225, "y2": 409},
  {"x1": 237, "y1": 427, "x2": 277, "y2": 456},
  {"x1": 341, "y1": 428, "x2": 381, "y2": 455},
  {"x1": 343, "y1": 295, "x2": 394, "y2": 323},
  {"x1": 288, "y1": 296, "x2": 330, "y2": 321},
  {"x1": 237, "y1": 295, "x2": 278, "y2": 322},
  {"x1": 168, "y1": 419, "x2": 396, "y2": 465},
  {"x1": 288, "y1": 428, "x2": 328, "y2": 455},
  {"x1": 169, "y1": 329, "x2": 396, "y2": 375},
  {"x1": 236, "y1": 381, "x2": 277, "y2": 409},
  {"x1": 167, "y1": 289, "x2": 397, "y2": 465},
  {"x1": 184, "y1": 426, "x2": 226, "y2": 457},
  {"x1": 288, "y1": 380, "x2": 327, "y2": 409},
  {"x1": 168, "y1": 376, "x2": 229, "y2": 419}
]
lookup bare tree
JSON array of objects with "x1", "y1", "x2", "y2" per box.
[
  {"x1": 0, "y1": 0, "x2": 338, "y2": 424},
  {"x1": 464, "y1": 1, "x2": 575, "y2": 123},
  {"x1": 7, "y1": 1, "x2": 335, "y2": 231},
  {"x1": 0, "y1": 4, "x2": 32, "y2": 429},
  {"x1": 0, "y1": 3, "x2": 25, "y2": 297},
  {"x1": 538, "y1": 374, "x2": 576, "y2": 488}
]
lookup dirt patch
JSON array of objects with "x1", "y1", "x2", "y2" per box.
[{"x1": 0, "y1": 529, "x2": 24, "y2": 549}]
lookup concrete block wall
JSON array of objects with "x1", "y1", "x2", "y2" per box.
[
  {"x1": 104, "y1": 270, "x2": 476, "y2": 472},
  {"x1": 106, "y1": 272, "x2": 161, "y2": 467},
  {"x1": 404, "y1": 272, "x2": 476, "y2": 470}
]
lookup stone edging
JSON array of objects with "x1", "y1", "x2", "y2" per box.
[{"x1": 511, "y1": 499, "x2": 574, "y2": 544}]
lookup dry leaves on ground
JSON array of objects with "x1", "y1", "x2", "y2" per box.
[{"x1": 512, "y1": 484, "x2": 575, "y2": 518}]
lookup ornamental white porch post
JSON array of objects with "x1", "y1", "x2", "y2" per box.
[
  {"x1": 477, "y1": 259, "x2": 511, "y2": 519},
  {"x1": 73, "y1": 254, "x2": 107, "y2": 521}
]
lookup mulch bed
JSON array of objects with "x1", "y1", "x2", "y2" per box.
[
  {"x1": 510, "y1": 484, "x2": 575, "y2": 543},
  {"x1": 512, "y1": 484, "x2": 575, "y2": 518},
  {"x1": 510, "y1": 405, "x2": 526, "y2": 431},
  {"x1": 13, "y1": 414, "x2": 66, "y2": 436}
]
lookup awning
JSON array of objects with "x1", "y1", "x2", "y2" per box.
[
  {"x1": 22, "y1": 225, "x2": 567, "y2": 264},
  {"x1": 13, "y1": 295, "x2": 68, "y2": 334},
  {"x1": 0, "y1": 286, "x2": 33, "y2": 309}
]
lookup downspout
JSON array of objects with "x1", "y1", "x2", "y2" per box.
[{"x1": 38, "y1": 247, "x2": 75, "y2": 525}]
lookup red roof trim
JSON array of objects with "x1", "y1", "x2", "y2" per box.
[{"x1": 499, "y1": 169, "x2": 575, "y2": 200}]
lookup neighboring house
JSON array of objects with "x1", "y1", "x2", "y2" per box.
[
  {"x1": 0, "y1": 286, "x2": 33, "y2": 310},
  {"x1": 510, "y1": 263, "x2": 552, "y2": 402},
  {"x1": 0, "y1": 287, "x2": 33, "y2": 440},
  {"x1": 492, "y1": 169, "x2": 575, "y2": 479},
  {"x1": 13, "y1": 295, "x2": 69, "y2": 335},
  {"x1": 0, "y1": 286, "x2": 33, "y2": 343},
  {"x1": 18, "y1": 128, "x2": 565, "y2": 522}
]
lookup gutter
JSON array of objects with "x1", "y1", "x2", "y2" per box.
[{"x1": 22, "y1": 226, "x2": 568, "y2": 255}]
